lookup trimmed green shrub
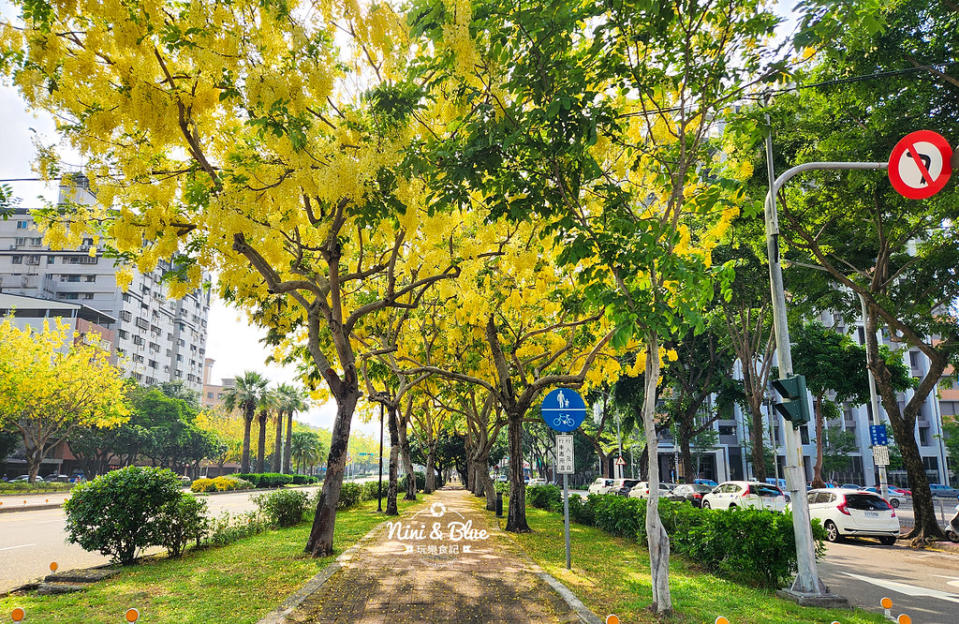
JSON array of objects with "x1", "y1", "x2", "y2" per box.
[
  {"x1": 526, "y1": 485, "x2": 562, "y2": 512},
  {"x1": 493, "y1": 480, "x2": 510, "y2": 495},
  {"x1": 254, "y1": 489, "x2": 309, "y2": 527},
  {"x1": 64, "y1": 466, "x2": 182, "y2": 564},
  {"x1": 361, "y1": 480, "x2": 381, "y2": 501},
  {"x1": 291, "y1": 474, "x2": 318, "y2": 485},
  {"x1": 542, "y1": 493, "x2": 825, "y2": 588},
  {"x1": 157, "y1": 493, "x2": 209, "y2": 557},
  {"x1": 337, "y1": 482, "x2": 363, "y2": 509},
  {"x1": 399, "y1": 471, "x2": 426, "y2": 493},
  {"x1": 207, "y1": 510, "x2": 269, "y2": 547},
  {"x1": 233, "y1": 472, "x2": 294, "y2": 488}
]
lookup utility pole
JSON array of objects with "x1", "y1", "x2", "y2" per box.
[
  {"x1": 858, "y1": 293, "x2": 891, "y2": 500},
  {"x1": 763, "y1": 120, "x2": 883, "y2": 603}
]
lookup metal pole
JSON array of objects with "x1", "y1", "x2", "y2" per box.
[
  {"x1": 767, "y1": 397, "x2": 781, "y2": 486},
  {"x1": 377, "y1": 404, "x2": 384, "y2": 512},
  {"x1": 858, "y1": 293, "x2": 890, "y2": 501},
  {"x1": 563, "y1": 473, "x2": 571, "y2": 569},
  {"x1": 763, "y1": 129, "x2": 885, "y2": 597}
]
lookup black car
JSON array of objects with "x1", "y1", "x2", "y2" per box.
[
  {"x1": 667, "y1": 483, "x2": 714, "y2": 507},
  {"x1": 614, "y1": 479, "x2": 641, "y2": 496}
]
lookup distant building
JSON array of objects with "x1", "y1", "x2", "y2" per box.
[
  {"x1": 0, "y1": 292, "x2": 117, "y2": 364},
  {"x1": 201, "y1": 357, "x2": 235, "y2": 410},
  {"x1": 0, "y1": 177, "x2": 210, "y2": 390}
]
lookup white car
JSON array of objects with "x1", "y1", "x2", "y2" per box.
[
  {"x1": 528, "y1": 477, "x2": 547, "y2": 486},
  {"x1": 701, "y1": 481, "x2": 786, "y2": 512},
  {"x1": 628, "y1": 481, "x2": 672, "y2": 499},
  {"x1": 588, "y1": 478, "x2": 616, "y2": 495},
  {"x1": 805, "y1": 488, "x2": 899, "y2": 545}
]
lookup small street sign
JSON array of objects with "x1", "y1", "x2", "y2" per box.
[
  {"x1": 870, "y1": 424, "x2": 888, "y2": 447},
  {"x1": 556, "y1": 434, "x2": 574, "y2": 474},
  {"x1": 615, "y1": 456, "x2": 626, "y2": 466},
  {"x1": 888, "y1": 130, "x2": 953, "y2": 200},
  {"x1": 541, "y1": 388, "x2": 587, "y2": 433},
  {"x1": 873, "y1": 445, "x2": 890, "y2": 467}
]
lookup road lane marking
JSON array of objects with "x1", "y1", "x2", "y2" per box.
[
  {"x1": 0, "y1": 544, "x2": 35, "y2": 551},
  {"x1": 845, "y1": 573, "x2": 959, "y2": 604}
]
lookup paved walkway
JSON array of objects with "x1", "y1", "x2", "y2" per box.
[{"x1": 286, "y1": 489, "x2": 581, "y2": 624}]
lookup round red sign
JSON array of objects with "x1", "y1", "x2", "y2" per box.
[{"x1": 887, "y1": 130, "x2": 953, "y2": 200}]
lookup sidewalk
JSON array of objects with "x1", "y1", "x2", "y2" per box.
[{"x1": 283, "y1": 489, "x2": 585, "y2": 624}]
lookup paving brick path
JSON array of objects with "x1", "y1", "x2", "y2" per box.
[{"x1": 286, "y1": 488, "x2": 581, "y2": 624}]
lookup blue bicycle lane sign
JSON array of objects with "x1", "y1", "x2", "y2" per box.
[{"x1": 541, "y1": 388, "x2": 587, "y2": 433}]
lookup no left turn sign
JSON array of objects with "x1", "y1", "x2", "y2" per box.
[{"x1": 887, "y1": 130, "x2": 953, "y2": 200}]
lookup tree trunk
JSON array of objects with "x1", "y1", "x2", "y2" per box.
[
  {"x1": 306, "y1": 390, "x2": 359, "y2": 557},
  {"x1": 638, "y1": 443, "x2": 649, "y2": 480},
  {"x1": 811, "y1": 397, "x2": 826, "y2": 489},
  {"x1": 397, "y1": 421, "x2": 416, "y2": 500},
  {"x1": 386, "y1": 404, "x2": 400, "y2": 516},
  {"x1": 643, "y1": 336, "x2": 672, "y2": 614},
  {"x1": 863, "y1": 304, "x2": 944, "y2": 543},
  {"x1": 283, "y1": 410, "x2": 294, "y2": 474},
  {"x1": 256, "y1": 411, "x2": 267, "y2": 474},
  {"x1": 425, "y1": 442, "x2": 437, "y2": 493},
  {"x1": 25, "y1": 445, "x2": 43, "y2": 483},
  {"x1": 741, "y1": 361, "x2": 767, "y2": 482},
  {"x1": 241, "y1": 412, "x2": 253, "y2": 473},
  {"x1": 272, "y1": 411, "x2": 283, "y2": 473},
  {"x1": 505, "y1": 409, "x2": 530, "y2": 533},
  {"x1": 678, "y1": 416, "x2": 694, "y2": 483}
]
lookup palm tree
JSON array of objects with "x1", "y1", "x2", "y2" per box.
[
  {"x1": 276, "y1": 384, "x2": 309, "y2": 474},
  {"x1": 255, "y1": 387, "x2": 276, "y2": 473},
  {"x1": 291, "y1": 431, "x2": 324, "y2": 475},
  {"x1": 222, "y1": 371, "x2": 268, "y2": 473}
]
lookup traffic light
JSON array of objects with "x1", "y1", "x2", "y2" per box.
[{"x1": 771, "y1": 374, "x2": 811, "y2": 427}]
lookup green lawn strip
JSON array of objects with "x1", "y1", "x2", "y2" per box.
[
  {"x1": 1, "y1": 496, "x2": 428, "y2": 624},
  {"x1": 486, "y1": 499, "x2": 885, "y2": 624}
]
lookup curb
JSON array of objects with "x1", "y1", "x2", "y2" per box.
[
  {"x1": 254, "y1": 510, "x2": 396, "y2": 624},
  {"x1": 0, "y1": 502, "x2": 63, "y2": 514}
]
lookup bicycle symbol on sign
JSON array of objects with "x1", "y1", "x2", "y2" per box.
[{"x1": 553, "y1": 413, "x2": 576, "y2": 428}]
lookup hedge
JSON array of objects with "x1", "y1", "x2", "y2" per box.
[
  {"x1": 524, "y1": 485, "x2": 825, "y2": 588},
  {"x1": 233, "y1": 473, "x2": 294, "y2": 488},
  {"x1": 190, "y1": 476, "x2": 254, "y2": 493}
]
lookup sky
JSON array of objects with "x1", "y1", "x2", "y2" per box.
[{"x1": 0, "y1": 0, "x2": 799, "y2": 437}]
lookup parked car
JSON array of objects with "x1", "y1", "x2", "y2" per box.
[
  {"x1": 12, "y1": 475, "x2": 43, "y2": 482},
  {"x1": 929, "y1": 484, "x2": 959, "y2": 498},
  {"x1": 803, "y1": 488, "x2": 899, "y2": 545},
  {"x1": 528, "y1": 477, "x2": 547, "y2": 486},
  {"x1": 42, "y1": 474, "x2": 71, "y2": 483},
  {"x1": 667, "y1": 483, "x2": 714, "y2": 507},
  {"x1": 628, "y1": 481, "x2": 674, "y2": 499},
  {"x1": 496, "y1": 474, "x2": 508, "y2": 483},
  {"x1": 694, "y1": 478, "x2": 718, "y2": 487},
  {"x1": 765, "y1": 478, "x2": 787, "y2": 490},
  {"x1": 701, "y1": 481, "x2": 786, "y2": 512},
  {"x1": 610, "y1": 479, "x2": 640, "y2": 496},
  {"x1": 857, "y1": 487, "x2": 907, "y2": 508},
  {"x1": 588, "y1": 478, "x2": 616, "y2": 495},
  {"x1": 889, "y1": 486, "x2": 912, "y2": 497}
]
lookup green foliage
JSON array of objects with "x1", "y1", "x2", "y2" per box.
[
  {"x1": 206, "y1": 510, "x2": 270, "y2": 547},
  {"x1": 400, "y1": 471, "x2": 426, "y2": 493},
  {"x1": 361, "y1": 480, "x2": 381, "y2": 501},
  {"x1": 254, "y1": 489, "x2": 309, "y2": 527},
  {"x1": 290, "y1": 474, "x2": 318, "y2": 485},
  {"x1": 0, "y1": 481, "x2": 74, "y2": 493},
  {"x1": 822, "y1": 426, "x2": 859, "y2": 478},
  {"x1": 337, "y1": 482, "x2": 363, "y2": 509},
  {"x1": 234, "y1": 472, "x2": 294, "y2": 488},
  {"x1": 63, "y1": 466, "x2": 182, "y2": 564},
  {"x1": 157, "y1": 493, "x2": 209, "y2": 558},
  {"x1": 525, "y1": 484, "x2": 562, "y2": 511},
  {"x1": 528, "y1": 489, "x2": 826, "y2": 588}
]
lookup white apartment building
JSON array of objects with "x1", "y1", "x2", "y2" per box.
[{"x1": 0, "y1": 177, "x2": 210, "y2": 390}]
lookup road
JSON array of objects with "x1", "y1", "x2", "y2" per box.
[
  {"x1": 819, "y1": 539, "x2": 959, "y2": 623},
  {"x1": 0, "y1": 487, "x2": 318, "y2": 593}
]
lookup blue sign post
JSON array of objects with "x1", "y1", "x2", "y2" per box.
[
  {"x1": 870, "y1": 424, "x2": 888, "y2": 446},
  {"x1": 541, "y1": 388, "x2": 587, "y2": 570},
  {"x1": 541, "y1": 388, "x2": 587, "y2": 432}
]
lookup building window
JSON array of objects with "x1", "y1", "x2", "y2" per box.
[
  {"x1": 61, "y1": 292, "x2": 79, "y2": 300},
  {"x1": 47, "y1": 255, "x2": 55, "y2": 264},
  {"x1": 81, "y1": 293, "x2": 93, "y2": 300},
  {"x1": 207, "y1": 392, "x2": 214, "y2": 398},
  {"x1": 16, "y1": 220, "x2": 28, "y2": 229},
  {"x1": 919, "y1": 427, "x2": 930, "y2": 446},
  {"x1": 11, "y1": 255, "x2": 22, "y2": 264},
  {"x1": 85, "y1": 275, "x2": 95, "y2": 282},
  {"x1": 148, "y1": 360, "x2": 157, "y2": 369},
  {"x1": 14, "y1": 237, "x2": 25, "y2": 246},
  {"x1": 31, "y1": 237, "x2": 42, "y2": 245},
  {"x1": 941, "y1": 401, "x2": 959, "y2": 417}
]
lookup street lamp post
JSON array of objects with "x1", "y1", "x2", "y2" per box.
[{"x1": 763, "y1": 124, "x2": 884, "y2": 602}]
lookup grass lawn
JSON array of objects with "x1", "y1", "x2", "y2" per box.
[
  {"x1": 485, "y1": 499, "x2": 887, "y2": 624},
  {"x1": 1, "y1": 496, "x2": 427, "y2": 624}
]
